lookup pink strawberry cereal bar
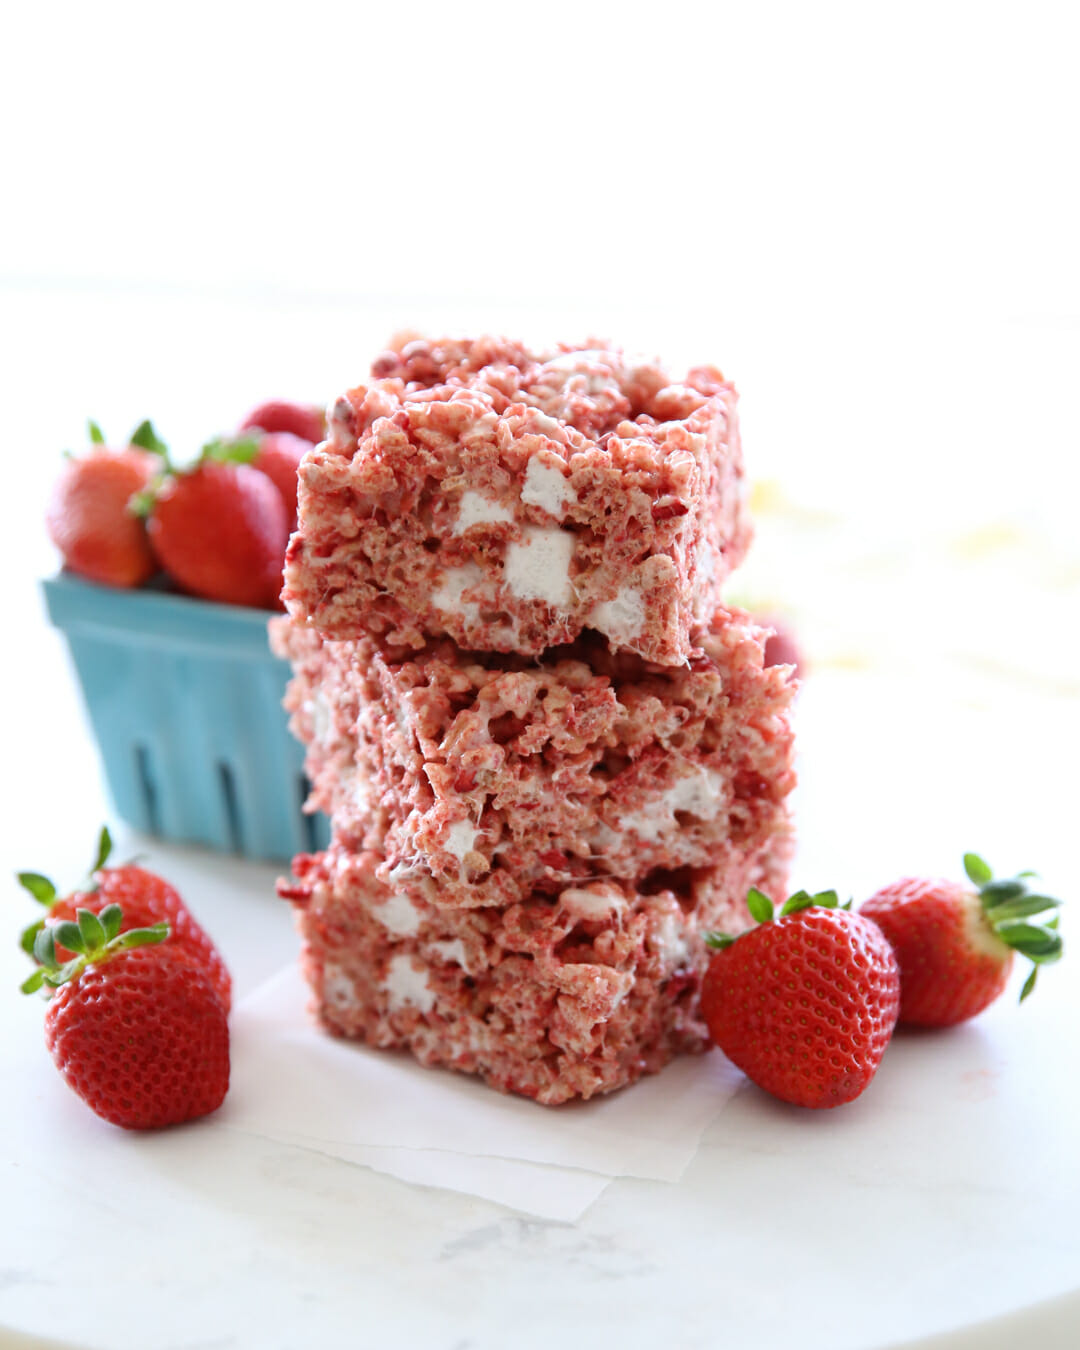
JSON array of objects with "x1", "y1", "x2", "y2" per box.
[
  {"x1": 272, "y1": 606, "x2": 796, "y2": 913},
  {"x1": 278, "y1": 833, "x2": 791, "y2": 1105},
  {"x1": 282, "y1": 336, "x2": 750, "y2": 665}
]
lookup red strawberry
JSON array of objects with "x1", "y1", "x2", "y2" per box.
[
  {"x1": 701, "y1": 888, "x2": 900, "y2": 1109},
  {"x1": 18, "y1": 827, "x2": 231, "y2": 1012},
  {"x1": 45, "y1": 420, "x2": 160, "y2": 587},
  {"x1": 239, "y1": 399, "x2": 325, "y2": 446},
  {"x1": 860, "y1": 854, "x2": 1063, "y2": 1027},
  {"x1": 57, "y1": 870, "x2": 232, "y2": 1012},
  {"x1": 24, "y1": 909, "x2": 229, "y2": 1130},
  {"x1": 146, "y1": 455, "x2": 288, "y2": 608},
  {"x1": 251, "y1": 430, "x2": 309, "y2": 528}
]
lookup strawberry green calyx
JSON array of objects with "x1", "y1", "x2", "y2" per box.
[
  {"x1": 20, "y1": 905, "x2": 169, "y2": 995},
  {"x1": 80, "y1": 417, "x2": 168, "y2": 459},
  {"x1": 17, "y1": 880, "x2": 55, "y2": 957},
  {"x1": 129, "y1": 419, "x2": 170, "y2": 460},
  {"x1": 16, "y1": 826, "x2": 115, "y2": 956},
  {"x1": 126, "y1": 422, "x2": 174, "y2": 516},
  {"x1": 705, "y1": 886, "x2": 851, "y2": 949},
  {"x1": 16, "y1": 872, "x2": 56, "y2": 907},
  {"x1": 87, "y1": 824, "x2": 113, "y2": 880},
  {"x1": 963, "y1": 853, "x2": 1063, "y2": 1002},
  {"x1": 199, "y1": 434, "x2": 261, "y2": 467},
  {"x1": 128, "y1": 479, "x2": 164, "y2": 517},
  {"x1": 129, "y1": 431, "x2": 259, "y2": 519}
]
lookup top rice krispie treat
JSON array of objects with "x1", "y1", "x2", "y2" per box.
[{"x1": 282, "y1": 336, "x2": 751, "y2": 665}]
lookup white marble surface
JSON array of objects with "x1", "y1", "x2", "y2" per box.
[
  {"x1": 1, "y1": 287, "x2": 1078, "y2": 1349},
  {"x1": 2, "y1": 826, "x2": 1078, "y2": 1350}
]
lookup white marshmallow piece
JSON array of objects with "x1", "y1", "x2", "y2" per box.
[
  {"x1": 454, "y1": 491, "x2": 515, "y2": 534},
  {"x1": 589, "y1": 586, "x2": 645, "y2": 647},
  {"x1": 504, "y1": 526, "x2": 575, "y2": 608},
  {"x1": 382, "y1": 954, "x2": 435, "y2": 1013},
  {"x1": 521, "y1": 455, "x2": 576, "y2": 519}
]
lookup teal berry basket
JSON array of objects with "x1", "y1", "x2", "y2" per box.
[{"x1": 43, "y1": 573, "x2": 329, "y2": 862}]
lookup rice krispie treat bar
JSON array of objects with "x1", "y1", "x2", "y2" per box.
[
  {"x1": 272, "y1": 606, "x2": 797, "y2": 911},
  {"x1": 278, "y1": 836, "x2": 791, "y2": 1105},
  {"x1": 282, "y1": 336, "x2": 750, "y2": 665}
]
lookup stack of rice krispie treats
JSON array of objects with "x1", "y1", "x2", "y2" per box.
[{"x1": 274, "y1": 336, "x2": 797, "y2": 1105}]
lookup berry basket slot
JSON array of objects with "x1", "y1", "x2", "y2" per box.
[{"x1": 43, "y1": 573, "x2": 329, "y2": 861}]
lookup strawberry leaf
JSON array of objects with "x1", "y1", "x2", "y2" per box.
[
  {"x1": 1030, "y1": 936, "x2": 1063, "y2": 965},
  {"x1": 52, "y1": 921, "x2": 86, "y2": 955},
  {"x1": 130, "y1": 419, "x2": 170, "y2": 458},
  {"x1": 986, "y1": 894, "x2": 1061, "y2": 924},
  {"x1": 994, "y1": 922, "x2": 1063, "y2": 963},
  {"x1": 16, "y1": 872, "x2": 56, "y2": 906},
  {"x1": 20, "y1": 968, "x2": 46, "y2": 995},
  {"x1": 980, "y1": 878, "x2": 1026, "y2": 907},
  {"x1": 43, "y1": 958, "x2": 85, "y2": 988},
  {"x1": 1015, "y1": 893, "x2": 1061, "y2": 912},
  {"x1": 963, "y1": 853, "x2": 993, "y2": 886},
  {"x1": 201, "y1": 435, "x2": 260, "y2": 466},
  {"x1": 780, "y1": 889, "x2": 841, "y2": 917},
  {"x1": 99, "y1": 903, "x2": 124, "y2": 943},
  {"x1": 87, "y1": 419, "x2": 106, "y2": 445},
  {"x1": 127, "y1": 484, "x2": 159, "y2": 518},
  {"x1": 746, "y1": 888, "x2": 775, "y2": 924},
  {"x1": 19, "y1": 918, "x2": 45, "y2": 957},
  {"x1": 1019, "y1": 967, "x2": 1039, "y2": 1002},
  {"x1": 76, "y1": 908, "x2": 106, "y2": 952},
  {"x1": 89, "y1": 825, "x2": 113, "y2": 880},
  {"x1": 33, "y1": 927, "x2": 57, "y2": 969},
  {"x1": 114, "y1": 921, "x2": 169, "y2": 949},
  {"x1": 704, "y1": 931, "x2": 737, "y2": 950}
]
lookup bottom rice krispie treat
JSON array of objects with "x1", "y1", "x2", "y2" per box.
[{"x1": 279, "y1": 834, "x2": 792, "y2": 1105}]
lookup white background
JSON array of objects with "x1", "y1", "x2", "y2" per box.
[
  {"x1": 4, "y1": 1, "x2": 1079, "y2": 316},
  {"x1": 3, "y1": 0, "x2": 1078, "y2": 875},
  {"x1": 3, "y1": 0, "x2": 1079, "y2": 511},
  {"x1": 1, "y1": 5, "x2": 1079, "y2": 1348}
]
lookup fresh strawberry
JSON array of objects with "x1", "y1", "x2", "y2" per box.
[
  {"x1": 239, "y1": 399, "x2": 325, "y2": 445},
  {"x1": 701, "y1": 888, "x2": 900, "y2": 1109},
  {"x1": 18, "y1": 827, "x2": 231, "y2": 1012},
  {"x1": 860, "y1": 854, "x2": 1063, "y2": 1026},
  {"x1": 23, "y1": 908, "x2": 229, "y2": 1130},
  {"x1": 139, "y1": 434, "x2": 289, "y2": 608},
  {"x1": 251, "y1": 430, "x2": 309, "y2": 528},
  {"x1": 45, "y1": 420, "x2": 162, "y2": 587},
  {"x1": 52, "y1": 872, "x2": 233, "y2": 1013}
]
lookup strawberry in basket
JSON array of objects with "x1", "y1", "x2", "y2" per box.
[
  {"x1": 132, "y1": 432, "x2": 289, "y2": 609},
  {"x1": 46, "y1": 419, "x2": 164, "y2": 588}
]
